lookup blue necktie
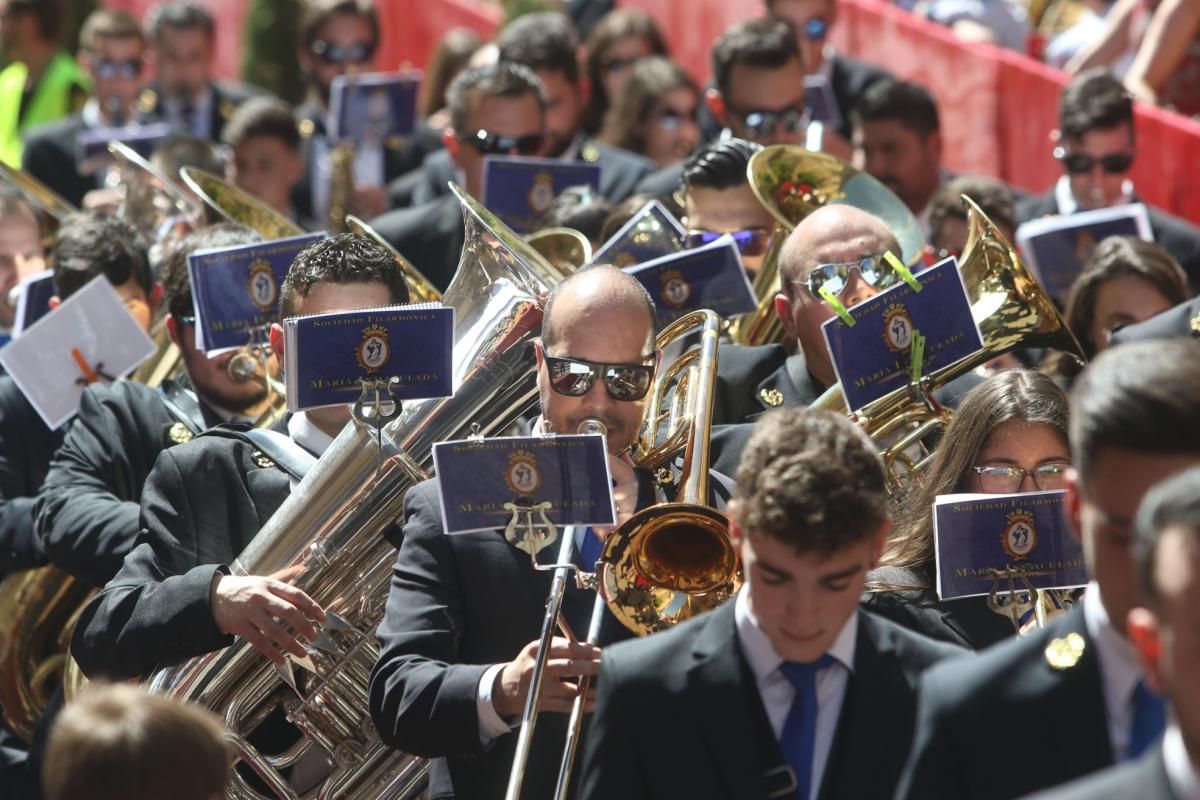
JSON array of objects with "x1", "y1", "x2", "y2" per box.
[
  {"x1": 1128, "y1": 680, "x2": 1167, "y2": 759},
  {"x1": 578, "y1": 527, "x2": 603, "y2": 570},
  {"x1": 778, "y1": 654, "x2": 835, "y2": 800}
]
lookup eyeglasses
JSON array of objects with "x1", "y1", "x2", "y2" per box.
[
  {"x1": 1053, "y1": 147, "x2": 1134, "y2": 175},
  {"x1": 310, "y1": 40, "x2": 375, "y2": 66},
  {"x1": 802, "y1": 17, "x2": 829, "y2": 41},
  {"x1": 730, "y1": 102, "x2": 810, "y2": 141},
  {"x1": 971, "y1": 463, "x2": 1070, "y2": 494},
  {"x1": 543, "y1": 352, "x2": 655, "y2": 402},
  {"x1": 602, "y1": 56, "x2": 640, "y2": 75},
  {"x1": 686, "y1": 226, "x2": 772, "y2": 257},
  {"x1": 94, "y1": 59, "x2": 142, "y2": 80},
  {"x1": 793, "y1": 254, "x2": 896, "y2": 299},
  {"x1": 656, "y1": 107, "x2": 696, "y2": 130},
  {"x1": 458, "y1": 129, "x2": 545, "y2": 156}
]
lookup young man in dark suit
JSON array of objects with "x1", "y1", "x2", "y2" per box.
[
  {"x1": 1027, "y1": 467, "x2": 1200, "y2": 800},
  {"x1": 579, "y1": 407, "x2": 963, "y2": 800},
  {"x1": 33, "y1": 224, "x2": 277, "y2": 591},
  {"x1": 368, "y1": 265, "x2": 733, "y2": 800},
  {"x1": 371, "y1": 62, "x2": 547, "y2": 292},
  {"x1": 1014, "y1": 69, "x2": 1200, "y2": 293},
  {"x1": 406, "y1": 12, "x2": 653, "y2": 210},
  {"x1": 71, "y1": 234, "x2": 410, "y2": 681},
  {"x1": 898, "y1": 338, "x2": 1200, "y2": 800}
]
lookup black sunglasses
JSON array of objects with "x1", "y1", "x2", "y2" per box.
[
  {"x1": 1053, "y1": 146, "x2": 1134, "y2": 175},
  {"x1": 731, "y1": 103, "x2": 810, "y2": 141},
  {"x1": 95, "y1": 58, "x2": 141, "y2": 79},
  {"x1": 310, "y1": 39, "x2": 375, "y2": 66},
  {"x1": 544, "y1": 353, "x2": 655, "y2": 402},
  {"x1": 459, "y1": 129, "x2": 545, "y2": 156}
]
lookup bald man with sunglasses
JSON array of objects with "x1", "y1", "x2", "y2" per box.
[{"x1": 369, "y1": 265, "x2": 734, "y2": 800}]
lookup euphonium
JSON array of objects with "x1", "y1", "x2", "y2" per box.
[
  {"x1": 180, "y1": 166, "x2": 307, "y2": 241},
  {"x1": 346, "y1": 215, "x2": 442, "y2": 304},
  {"x1": 525, "y1": 227, "x2": 591, "y2": 274},
  {"x1": 145, "y1": 184, "x2": 559, "y2": 800},
  {"x1": 811, "y1": 196, "x2": 1085, "y2": 492},
  {"x1": 728, "y1": 146, "x2": 925, "y2": 346},
  {"x1": 106, "y1": 142, "x2": 205, "y2": 266}
]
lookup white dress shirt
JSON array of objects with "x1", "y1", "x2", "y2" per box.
[
  {"x1": 1163, "y1": 723, "x2": 1200, "y2": 800},
  {"x1": 1053, "y1": 174, "x2": 1135, "y2": 216},
  {"x1": 1083, "y1": 581, "x2": 1147, "y2": 761},
  {"x1": 287, "y1": 410, "x2": 337, "y2": 457},
  {"x1": 735, "y1": 589, "x2": 857, "y2": 800},
  {"x1": 164, "y1": 85, "x2": 214, "y2": 139}
]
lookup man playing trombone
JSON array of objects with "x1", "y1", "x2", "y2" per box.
[{"x1": 368, "y1": 265, "x2": 732, "y2": 800}]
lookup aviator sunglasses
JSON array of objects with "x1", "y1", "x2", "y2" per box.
[
  {"x1": 310, "y1": 40, "x2": 376, "y2": 66},
  {"x1": 793, "y1": 254, "x2": 898, "y2": 299},
  {"x1": 458, "y1": 129, "x2": 546, "y2": 156},
  {"x1": 732, "y1": 103, "x2": 811, "y2": 141},
  {"x1": 541, "y1": 349, "x2": 655, "y2": 402},
  {"x1": 1053, "y1": 146, "x2": 1134, "y2": 175}
]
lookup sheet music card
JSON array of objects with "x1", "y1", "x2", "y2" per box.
[
  {"x1": 624, "y1": 234, "x2": 757, "y2": 325},
  {"x1": 75, "y1": 121, "x2": 173, "y2": 176},
  {"x1": 12, "y1": 271, "x2": 55, "y2": 337},
  {"x1": 329, "y1": 71, "x2": 421, "y2": 143},
  {"x1": 188, "y1": 232, "x2": 325, "y2": 354},
  {"x1": 433, "y1": 435, "x2": 615, "y2": 535},
  {"x1": 590, "y1": 199, "x2": 686, "y2": 268},
  {"x1": 282, "y1": 303, "x2": 454, "y2": 411},
  {"x1": 822, "y1": 257, "x2": 983, "y2": 413},
  {"x1": 933, "y1": 490, "x2": 1086, "y2": 600},
  {"x1": 482, "y1": 156, "x2": 601, "y2": 234},
  {"x1": 0, "y1": 276, "x2": 156, "y2": 428}
]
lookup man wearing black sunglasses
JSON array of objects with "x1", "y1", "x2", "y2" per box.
[
  {"x1": 1016, "y1": 69, "x2": 1200, "y2": 292},
  {"x1": 22, "y1": 10, "x2": 150, "y2": 207},
  {"x1": 370, "y1": 265, "x2": 735, "y2": 800}
]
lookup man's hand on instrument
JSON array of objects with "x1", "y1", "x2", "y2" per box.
[
  {"x1": 493, "y1": 636, "x2": 602, "y2": 717},
  {"x1": 210, "y1": 573, "x2": 326, "y2": 666}
]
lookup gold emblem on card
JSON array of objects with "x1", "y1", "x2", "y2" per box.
[
  {"x1": 504, "y1": 449, "x2": 542, "y2": 497},
  {"x1": 659, "y1": 268, "x2": 691, "y2": 308},
  {"x1": 137, "y1": 89, "x2": 157, "y2": 115},
  {"x1": 250, "y1": 450, "x2": 276, "y2": 469},
  {"x1": 1001, "y1": 509, "x2": 1038, "y2": 561},
  {"x1": 581, "y1": 144, "x2": 599, "y2": 163},
  {"x1": 882, "y1": 303, "x2": 914, "y2": 353},
  {"x1": 760, "y1": 388, "x2": 784, "y2": 407},
  {"x1": 1044, "y1": 632, "x2": 1086, "y2": 670},
  {"x1": 167, "y1": 422, "x2": 193, "y2": 445},
  {"x1": 355, "y1": 324, "x2": 391, "y2": 374},
  {"x1": 246, "y1": 259, "x2": 278, "y2": 312},
  {"x1": 528, "y1": 171, "x2": 556, "y2": 216}
]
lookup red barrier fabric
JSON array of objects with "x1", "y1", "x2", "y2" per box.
[{"x1": 376, "y1": 0, "x2": 502, "y2": 73}]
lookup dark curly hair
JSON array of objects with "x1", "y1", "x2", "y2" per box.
[
  {"x1": 734, "y1": 408, "x2": 888, "y2": 554},
  {"x1": 51, "y1": 214, "x2": 153, "y2": 300},
  {"x1": 280, "y1": 233, "x2": 409, "y2": 318}
]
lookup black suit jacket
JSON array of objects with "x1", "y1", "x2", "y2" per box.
[
  {"x1": 34, "y1": 380, "x2": 220, "y2": 589},
  {"x1": 71, "y1": 426, "x2": 306, "y2": 680},
  {"x1": 897, "y1": 606, "x2": 1113, "y2": 800},
  {"x1": 409, "y1": 140, "x2": 654, "y2": 208},
  {"x1": 369, "y1": 470, "x2": 733, "y2": 800},
  {"x1": 370, "y1": 193, "x2": 464, "y2": 292},
  {"x1": 1110, "y1": 296, "x2": 1200, "y2": 344},
  {"x1": 830, "y1": 55, "x2": 892, "y2": 141},
  {"x1": 0, "y1": 376, "x2": 62, "y2": 576},
  {"x1": 1015, "y1": 189, "x2": 1200, "y2": 293},
  {"x1": 136, "y1": 79, "x2": 259, "y2": 142},
  {"x1": 713, "y1": 344, "x2": 824, "y2": 427},
  {"x1": 633, "y1": 159, "x2": 684, "y2": 201},
  {"x1": 21, "y1": 113, "x2": 94, "y2": 208},
  {"x1": 578, "y1": 601, "x2": 963, "y2": 800},
  {"x1": 1023, "y1": 744, "x2": 1175, "y2": 800}
]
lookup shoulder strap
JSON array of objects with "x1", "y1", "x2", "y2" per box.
[
  {"x1": 200, "y1": 424, "x2": 318, "y2": 482},
  {"x1": 156, "y1": 379, "x2": 207, "y2": 435}
]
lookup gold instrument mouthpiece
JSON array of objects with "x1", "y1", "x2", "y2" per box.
[{"x1": 577, "y1": 418, "x2": 607, "y2": 436}]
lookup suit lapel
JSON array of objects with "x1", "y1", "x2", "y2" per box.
[
  {"x1": 755, "y1": 356, "x2": 821, "y2": 415},
  {"x1": 1033, "y1": 606, "x2": 1115, "y2": 766}
]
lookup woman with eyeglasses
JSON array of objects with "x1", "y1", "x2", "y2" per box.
[
  {"x1": 1043, "y1": 236, "x2": 1189, "y2": 383},
  {"x1": 598, "y1": 56, "x2": 700, "y2": 169},
  {"x1": 865, "y1": 369, "x2": 1072, "y2": 649},
  {"x1": 581, "y1": 9, "x2": 668, "y2": 135}
]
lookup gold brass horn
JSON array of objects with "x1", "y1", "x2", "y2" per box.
[
  {"x1": 179, "y1": 166, "x2": 306, "y2": 240},
  {"x1": 346, "y1": 214, "x2": 442, "y2": 304},
  {"x1": 525, "y1": 227, "x2": 591, "y2": 274},
  {"x1": 812, "y1": 196, "x2": 1086, "y2": 491},
  {"x1": 729, "y1": 146, "x2": 925, "y2": 346}
]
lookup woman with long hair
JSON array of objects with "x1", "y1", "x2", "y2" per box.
[
  {"x1": 598, "y1": 56, "x2": 699, "y2": 169},
  {"x1": 866, "y1": 369, "x2": 1072, "y2": 649},
  {"x1": 581, "y1": 9, "x2": 668, "y2": 134}
]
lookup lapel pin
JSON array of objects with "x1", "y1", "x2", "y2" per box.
[{"x1": 1044, "y1": 631, "x2": 1086, "y2": 670}]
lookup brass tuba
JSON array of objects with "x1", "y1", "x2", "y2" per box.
[
  {"x1": 145, "y1": 183, "x2": 559, "y2": 800},
  {"x1": 811, "y1": 196, "x2": 1085, "y2": 490},
  {"x1": 180, "y1": 166, "x2": 306, "y2": 241},
  {"x1": 728, "y1": 146, "x2": 925, "y2": 346},
  {"x1": 525, "y1": 227, "x2": 591, "y2": 274},
  {"x1": 346, "y1": 215, "x2": 442, "y2": 304}
]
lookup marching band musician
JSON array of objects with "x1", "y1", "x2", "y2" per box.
[
  {"x1": 368, "y1": 265, "x2": 734, "y2": 800},
  {"x1": 578, "y1": 407, "x2": 963, "y2": 800},
  {"x1": 72, "y1": 234, "x2": 409, "y2": 681},
  {"x1": 223, "y1": 98, "x2": 313, "y2": 228},
  {"x1": 34, "y1": 225, "x2": 277, "y2": 591},
  {"x1": 897, "y1": 338, "x2": 1200, "y2": 800},
  {"x1": 0, "y1": 186, "x2": 43, "y2": 343}
]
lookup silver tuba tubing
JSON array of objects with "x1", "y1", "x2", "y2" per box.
[{"x1": 146, "y1": 183, "x2": 561, "y2": 800}]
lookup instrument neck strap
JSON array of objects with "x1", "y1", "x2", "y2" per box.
[{"x1": 157, "y1": 378, "x2": 208, "y2": 434}]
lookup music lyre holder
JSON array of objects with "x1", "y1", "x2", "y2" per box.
[{"x1": 986, "y1": 564, "x2": 1042, "y2": 632}]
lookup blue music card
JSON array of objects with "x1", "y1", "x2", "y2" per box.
[
  {"x1": 482, "y1": 156, "x2": 602, "y2": 234},
  {"x1": 188, "y1": 232, "x2": 326, "y2": 354},
  {"x1": 821, "y1": 257, "x2": 983, "y2": 413},
  {"x1": 624, "y1": 234, "x2": 757, "y2": 325},
  {"x1": 590, "y1": 199, "x2": 686, "y2": 268},
  {"x1": 282, "y1": 303, "x2": 454, "y2": 411},
  {"x1": 933, "y1": 490, "x2": 1087, "y2": 600},
  {"x1": 805, "y1": 74, "x2": 843, "y2": 131},
  {"x1": 1016, "y1": 203, "x2": 1152, "y2": 304},
  {"x1": 12, "y1": 271, "x2": 54, "y2": 337},
  {"x1": 329, "y1": 71, "x2": 421, "y2": 143},
  {"x1": 75, "y1": 121, "x2": 172, "y2": 175},
  {"x1": 433, "y1": 434, "x2": 616, "y2": 535}
]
